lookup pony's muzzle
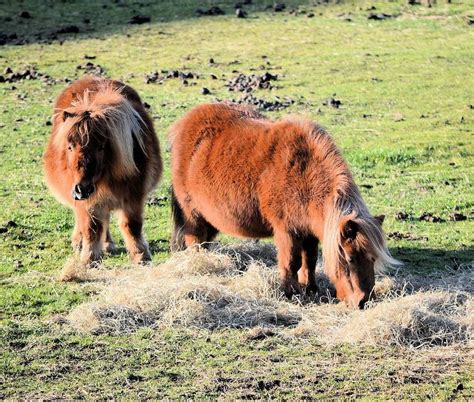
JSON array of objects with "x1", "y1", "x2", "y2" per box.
[
  {"x1": 72, "y1": 183, "x2": 95, "y2": 200},
  {"x1": 351, "y1": 292, "x2": 375, "y2": 310}
]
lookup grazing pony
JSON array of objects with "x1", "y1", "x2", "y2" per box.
[
  {"x1": 169, "y1": 103, "x2": 399, "y2": 308},
  {"x1": 44, "y1": 76, "x2": 162, "y2": 263}
]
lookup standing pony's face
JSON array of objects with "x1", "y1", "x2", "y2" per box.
[
  {"x1": 63, "y1": 112, "x2": 107, "y2": 201},
  {"x1": 333, "y1": 215, "x2": 385, "y2": 309}
]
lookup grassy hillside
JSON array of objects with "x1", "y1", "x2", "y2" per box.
[{"x1": 1, "y1": 0, "x2": 473, "y2": 398}]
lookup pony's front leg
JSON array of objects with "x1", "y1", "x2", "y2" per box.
[
  {"x1": 101, "y1": 211, "x2": 117, "y2": 254},
  {"x1": 71, "y1": 208, "x2": 82, "y2": 253},
  {"x1": 75, "y1": 206, "x2": 104, "y2": 264},
  {"x1": 274, "y1": 230, "x2": 303, "y2": 298},
  {"x1": 117, "y1": 207, "x2": 151, "y2": 263},
  {"x1": 298, "y1": 235, "x2": 319, "y2": 294}
]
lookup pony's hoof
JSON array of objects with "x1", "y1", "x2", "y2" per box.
[
  {"x1": 304, "y1": 282, "x2": 319, "y2": 295},
  {"x1": 72, "y1": 241, "x2": 82, "y2": 253},
  {"x1": 281, "y1": 279, "x2": 302, "y2": 299},
  {"x1": 103, "y1": 242, "x2": 118, "y2": 255},
  {"x1": 80, "y1": 251, "x2": 103, "y2": 267},
  {"x1": 131, "y1": 250, "x2": 152, "y2": 264}
]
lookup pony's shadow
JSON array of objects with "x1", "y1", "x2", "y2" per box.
[
  {"x1": 105, "y1": 239, "x2": 169, "y2": 257},
  {"x1": 148, "y1": 239, "x2": 169, "y2": 254},
  {"x1": 208, "y1": 240, "x2": 336, "y2": 304}
]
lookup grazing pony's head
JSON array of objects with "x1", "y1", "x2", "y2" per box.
[
  {"x1": 323, "y1": 187, "x2": 400, "y2": 309},
  {"x1": 54, "y1": 84, "x2": 145, "y2": 201}
]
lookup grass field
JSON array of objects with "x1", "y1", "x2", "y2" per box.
[{"x1": 1, "y1": 0, "x2": 473, "y2": 398}]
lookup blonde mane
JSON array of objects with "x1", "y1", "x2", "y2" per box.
[
  {"x1": 293, "y1": 124, "x2": 402, "y2": 277},
  {"x1": 54, "y1": 81, "x2": 146, "y2": 178}
]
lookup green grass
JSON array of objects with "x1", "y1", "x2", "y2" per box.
[{"x1": 1, "y1": 0, "x2": 473, "y2": 398}]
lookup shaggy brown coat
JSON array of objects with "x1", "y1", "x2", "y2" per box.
[
  {"x1": 44, "y1": 76, "x2": 162, "y2": 263},
  {"x1": 169, "y1": 103, "x2": 398, "y2": 308}
]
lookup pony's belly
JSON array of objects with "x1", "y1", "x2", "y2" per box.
[{"x1": 194, "y1": 197, "x2": 273, "y2": 239}]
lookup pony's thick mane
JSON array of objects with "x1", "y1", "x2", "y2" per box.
[
  {"x1": 290, "y1": 119, "x2": 401, "y2": 276},
  {"x1": 54, "y1": 81, "x2": 146, "y2": 178},
  {"x1": 322, "y1": 187, "x2": 401, "y2": 277}
]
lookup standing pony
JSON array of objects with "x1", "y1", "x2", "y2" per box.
[
  {"x1": 44, "y1": 76, "x2": 162, "y2": 264},
  {"x1": 169, "y1": 103, "x2": 399, "y2": 308}
]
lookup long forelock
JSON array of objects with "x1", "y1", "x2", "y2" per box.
[
  {"x1": 54, "y1": 82, "x2": 146, "y2": 178},
  {"x1": 322, "y1": 183, "x2": 401, "y2": 278}
]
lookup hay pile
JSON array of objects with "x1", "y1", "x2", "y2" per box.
[{"x1": 63, "y1": 242, "x2": 473, "y2": 348}]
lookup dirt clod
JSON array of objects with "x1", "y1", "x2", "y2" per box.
[
  {"x1": 146, "y1": 196, "x2": 168, "y2": 207},
  {"x1": 236, "y1": 8, "x2": 247, "y2": 18},
  {"x1": 419, "y1": 213, "x2": 445, "y2": 223},
  {"x1": 368, "y1": 13, "x2": 395, "y2": 21},
  {"x1": 19, "y1": 11, "x2": 31, "y2": 19},
  {"x1": 196, "y1": 7, "x2": 225, "y2": 16},
  {"x1": 144, "y1": 71, "x2": 162, "y2": 84},
  {"x1": 448, "y1": 212, "x2": 467, "y2": 222},
  {"x1": 76, "y1": 62, "x2": 106, "y2": 76},
  {"x1": 145, "y1": 70, "x2": 197, "y2": 84},
  {"x1": 0, "y1": 66, "x2": 55, "y2": 85},
  {"x1": 56, "y1": 25, "x2": 80, "y2": 34},
  {"x1": 0, "y1": 220, "x2": 18, "y2": 234},
  {"x1": 393, "y1": 112, "x2": 405, "y2": 122},
  {"x1": 201, "y1": 87, "x2": 211, "y2": 95},
  {"x1": 273, "y1": 3, "x2": 286, "y2": 12},
  {"x1": 128, "y1": 15, "x2": 151, "y2": 24},
  {"x1": 226, "y1": 72, "x2": 278, "y2": 92},
  {"x1": 323, "y1": 97, "x2": 342, "y2": 108},
  {"x1": 395, "y1": 212, "x2": 410, "y2": 221},
  {"x1": 388, "y1": 232, "x2": 428, "y2": 241},
  {"x1": 232, "y1": 93, "x2": 294, "y2": 111}
]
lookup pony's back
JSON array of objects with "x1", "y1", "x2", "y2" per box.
[{"x1": 170, "y1": 102, "x2": 398, "y2": 306}]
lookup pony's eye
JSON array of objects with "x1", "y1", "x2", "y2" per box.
[{"x1": 67, "y1": 145, "x2": 73, "y2": 151}]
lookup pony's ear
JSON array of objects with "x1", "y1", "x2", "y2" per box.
[
  {"x1": 62, "y1": 110, "x2": 75, "y2": 121},
  {"x1": 341, "y1": 219, "x2": 359, "y2": 241},
  {"x1": 374, "y1": 215, "x2": 385, "y2": 225}
]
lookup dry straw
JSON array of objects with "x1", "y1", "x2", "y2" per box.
[{"x1": 62, "y1": 241, "x2": 473, "y2": 348}]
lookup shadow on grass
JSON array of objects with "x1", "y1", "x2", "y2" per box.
[
  {"x1": 213, "y1": 240, "x2": 473, "y2": 285},
  {"x1": 0, "y1": 0, "x2": 317, "y2": 46},
  {"x1": 392, "y1": 246, "x2": 473, "y2": 276}
]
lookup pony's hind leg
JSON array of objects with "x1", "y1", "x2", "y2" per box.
[
  {"x1": 170, "y1": 189, "x2": 217, "y2": 251},
  {"x1": 117, "y1": 206, "x2": 151, "y2": 263},
  {"x1": 183, "y1": 215, "x2": 218, "y2": 249},
  {"x1": 274, "y1": 230, "x2": 303, "y2": 298},
  {"x1": 298, "y1": 235, "x2": 319, "y2": 294}
]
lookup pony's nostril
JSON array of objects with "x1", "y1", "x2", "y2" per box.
[{"x1": 72, "y1": 183, "x2": 94, "y2": 200}]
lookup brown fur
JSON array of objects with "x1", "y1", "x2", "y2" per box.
[
  {"x1": 44, "y1": 76, "x2": 162, "y2": 263},
  {"x1": 169, "y1": 103, "x2": 399, "y2": 308}
]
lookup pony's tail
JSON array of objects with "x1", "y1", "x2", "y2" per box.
[{"x1": 170, "y1": 186, "x2": 186, "y2": 252}]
